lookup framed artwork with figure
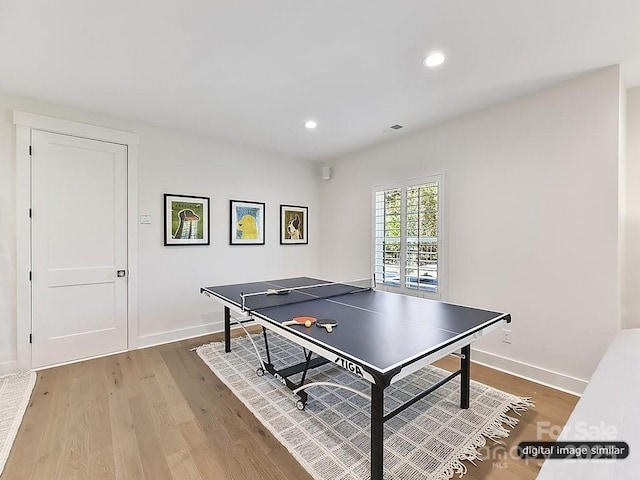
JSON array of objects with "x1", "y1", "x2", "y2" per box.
[
  {"x1": 230, "y1": 200, "x2": 265, "y2": 245},
  {"x1": 280, "y1": 204, "x2": 308, "y2": 245},
  {"x1": 164, "y1": 194, "x2": 210, "y2": 246}
]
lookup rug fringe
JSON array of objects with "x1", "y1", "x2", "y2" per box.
[
  {"x1": 194, "y1": 343, "x2": 216, "y2": 353},
  {"x1": 510, "y1": 397, "x2": 536, "y2": 413},
  {"x1": 436, "y1": 397, "x2": 536, "y2": 479}
]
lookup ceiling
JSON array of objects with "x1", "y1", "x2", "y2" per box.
[{"x1": 1, "y1": 1, "x2": 640, "y2": 162}]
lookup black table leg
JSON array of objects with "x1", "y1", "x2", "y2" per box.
[
  {"x1": 371, "y1": 384, "x2": 384, "y2": 480},
  {"x1": 224, "y1": 306, "x2": 231, "y2": 353},
  {"x1": 460, "y1": 344, "x2": 471, "y2": 409}
]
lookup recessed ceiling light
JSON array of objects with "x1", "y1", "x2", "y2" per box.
[
  {"x1": 423, "y1": 52, "x2": 445, "y2": 68},
  {"x1": 305, "y1": 120, "x2": 317, "y2": 129}
]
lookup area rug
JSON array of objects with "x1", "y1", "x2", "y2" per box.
[
  {"x1": 0, "y1": 371, "x2": 36, "y2": 476},
  {"x1": 196, "y1": 335, "x2": 533, "y2": 480}
]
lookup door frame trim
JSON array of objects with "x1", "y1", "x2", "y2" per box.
[{"x1": 13, "y1": 111, "x2": 140, "y2": 370}]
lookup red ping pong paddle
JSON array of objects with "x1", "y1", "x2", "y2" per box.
[{"x1": 282, "y1": 316, "x2": 316, "y2": 328}]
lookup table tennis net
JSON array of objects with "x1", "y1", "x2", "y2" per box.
[{"x1": 240, "y1": 279, "x2": 373, "y2": 311}]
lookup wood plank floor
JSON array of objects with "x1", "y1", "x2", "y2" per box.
[{"x1": 3, "y1": 330, "x2": 578, "y2": 479}]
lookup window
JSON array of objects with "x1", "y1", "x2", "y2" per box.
[{"x1": 373, "y1": 175, "x2": 444, "y2": 298}]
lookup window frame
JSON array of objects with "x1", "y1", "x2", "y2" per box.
[{"x1": 371, "y1": 173, "x2": 446, "y2": 300}]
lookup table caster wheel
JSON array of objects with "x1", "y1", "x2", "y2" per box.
[
  {"x1": 296, "y1": 400, "x2": 306, "y2": 411},
  {"x1": 256, "y1": 367, "x2": 264, "y2": 377}
]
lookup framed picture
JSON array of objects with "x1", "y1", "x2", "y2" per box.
[
  {"x1": 230, "y1": 200, "x2": 265, "y2": 245},
  {"x1": 164, "y1": 194, "x2": 210, "y2": 246},
  {"x1": 280, "y1": 204, "x2": 308, "y2": 245}
]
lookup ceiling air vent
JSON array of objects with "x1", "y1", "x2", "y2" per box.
[{"x1": 382, "y1": 124, "x2": 405, "y2": 134}]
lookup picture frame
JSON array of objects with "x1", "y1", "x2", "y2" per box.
[
  {"x1": 164, "y1": 193, "x2": 210, "y2": 246},
  {"x1": 230, "y1": 200, "x2": 265, "y2": 245},
  {"x1": 280, "y1": 204, "x2": 308, "y2": 245}
]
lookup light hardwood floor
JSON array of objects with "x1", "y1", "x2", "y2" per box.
[{"x1": 3, "y1": 330, "x2": 578, "y2": 479}]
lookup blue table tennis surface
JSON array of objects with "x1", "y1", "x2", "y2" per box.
[{"x1": 201, "y1": 277, "x2": 510, "y2": 375}]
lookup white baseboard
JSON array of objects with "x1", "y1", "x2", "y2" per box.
[
  {"x1": 471, "y1": 348, "x2": 588, "y2": 396},
  {"x1": 0, "y1": 360, "x2": 18, "y2": 376},
  {"x1": 136, "y1": 321, "x2": 224, "y2": 349}
]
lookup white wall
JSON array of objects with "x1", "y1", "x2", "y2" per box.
[
  {"x1": 0, "y1": 101, "x2": 18, "y2": 373},
  {"x1": 0, "y1": 93, "x2": 321, "y2": 373},
  {"x1": 623, "y1": 86, "x2": 640, "y2": 329},
  {"x1": 320, "y1": 67, "x2": 622, "y2": 391}
]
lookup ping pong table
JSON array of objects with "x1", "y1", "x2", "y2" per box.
[{"x1": 200, "y1": 277, "x2": 510, "y2": 480}]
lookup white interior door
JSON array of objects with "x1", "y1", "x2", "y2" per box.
[{"x1": 31, "y1": 130, "x2": 128, "y2": 368}]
